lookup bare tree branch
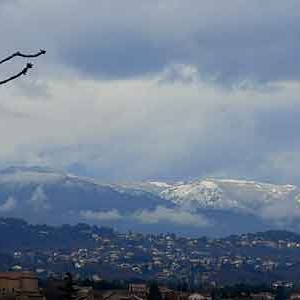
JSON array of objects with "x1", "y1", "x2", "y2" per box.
[
  {"x1": 0, "y1": 49, "x2": 46, "y2": 65},
  {"x1": 0, "y1": 49, "x2": 46, "y2": 86},
  {"x1": 0, "y1": 63, "x2": 33, "y2": 85}
]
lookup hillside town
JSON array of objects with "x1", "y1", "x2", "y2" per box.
[{"x1": 2, "y1": 219, "x2": 300, "y2": 286}]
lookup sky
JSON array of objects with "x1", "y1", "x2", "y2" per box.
[{"x1": 1, "y1": 0, "x2": 300, "y2": 184}]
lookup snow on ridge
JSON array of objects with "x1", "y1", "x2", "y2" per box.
[
  {"x1": 0, "y1": 167, "x2": 119, "y2": 195},
  {"x1": 215, "y1": 178, "x2": 259, "y2": 185},
  {"x1": 0, "y1": 167, "x2": 99, "y2": 188},
  {"x1": 214, "y1": 178, "x2": 297, "y2": 189},
  {"x1": 157, "y1": 178, "x2": 300, "y2": 212},
  {"x1": 149, "y1": 181, "x2": 173, "y2": 188},
  {"x1": 66, "y1": 173, "x2": 99, "y2": 185},
  {"x1": 200, "y1": 180, "x2": 219, "y2": 189},
  {"x1": 160, "y1": 179, "x2": 224, "y2": 209}
]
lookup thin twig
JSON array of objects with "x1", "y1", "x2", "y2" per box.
[
  {"x1": 0, "y1": 49, "x2": 46, "y2": 65},
  {"x1": 0, "y1": 63, "x2": 33, "y2": 85}
]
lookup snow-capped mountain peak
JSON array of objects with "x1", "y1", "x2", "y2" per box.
[{"x1": 155, "y1": 178, "x2": 299, "y2": 213}]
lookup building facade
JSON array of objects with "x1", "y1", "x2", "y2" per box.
[{"x1": 0, "y1": 272, "x2": 43, "y2": 300}]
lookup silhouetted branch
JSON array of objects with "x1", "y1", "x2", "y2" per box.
[
  {"x1": 0, "y1": 49, "x2": 46, "y2": 65},
  {"x1": 0, "y1": 63, "x2": 33, "y2": 85},
  {"x1": 0, "y1": 49, "x2": 46, "y2": 85}
]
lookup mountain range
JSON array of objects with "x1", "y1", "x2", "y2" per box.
[{"x1": 0, "y1": 166, "x2": 300, "y2": 236}]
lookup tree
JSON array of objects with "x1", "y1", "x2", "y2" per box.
[
  {"x1": 147, "y1": 282, "x2": 162, "y2": 300},
  {"x1": 0, "y1": 49, "x2": 46, "y2": 85},
  {"x1": 60, "y1": 273, "x2": 79, "y2": 300},
  {"x1": 275, "y1": 287, "x2": 287, "y2": 300},
  {"x1": 211, "y1": 289, "x2": 221, "y2": 300}
]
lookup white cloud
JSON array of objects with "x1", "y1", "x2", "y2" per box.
[
  {"x1": 28, "y1": 186, "x2": 50, "y2": 211},
  {"x1": 158, "y1": 64, "x2": 200, "y2": 84},
  {"x1": 0, "y1": 72, "x2": 300, "y2": 183},
  {"x1": 133, "y1": 206, "x2": 209, "y2": 227},
  {"x1": 260, "y1": 199, "x2": 300, "y2": 221},
  {"x1": 80, "y1": 209, "x2": 122, "y2": 222},
  {"x1": 0, "y1": 197, "x2": 17, "y2": 212},
  {"x1": 80, "y1": 206, "x2": 209, "y2": 227}
]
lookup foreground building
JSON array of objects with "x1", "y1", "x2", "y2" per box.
[{"x1": 0, "y1": 271, "x2": 44, "y2": 300}]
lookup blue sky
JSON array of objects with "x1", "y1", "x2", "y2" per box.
[{"x1": 1, "y1": 0, "x2": 300, "y2": 183}]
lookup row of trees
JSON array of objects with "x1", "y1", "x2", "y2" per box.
[
  {"x1": 45, "y1": 273, "x2": 163, "y2": 300},
  {"x1": 46, "y1": 272, "x2": 292, "y2": 300}
]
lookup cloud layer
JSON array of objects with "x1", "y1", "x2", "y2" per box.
[
  {"x1": 80, "y1": 206, "x2": 209, "y2": 228},
  {"x1": 80, "y1": 209, "x2": 122, "y2": 222},
  {"x1": 2, "y1": 1, "x2": 300, "y2": 82},
  {"x1": 133, "y1": 206, "x2": 209, "y2": 227},
  {"x1": 0, "y1": 197, "x2": 16, "y2": 213},
  {"x1": 0, "y1": 1, "x2": 300, "y2": 185}
]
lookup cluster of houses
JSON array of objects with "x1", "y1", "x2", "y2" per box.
[{"x1": 11, "y1": 231, "x2": 300, "y2": 285}]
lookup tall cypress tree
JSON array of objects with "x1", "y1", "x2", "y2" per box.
[
  {"x1": 275, "y1": 287, "x2": 287, "y2": 300},
  {"x1": 147, "y1": 282, "x2": 162, "y2": 300},
  {"x1": 60, "y1": 273, "x2": 79, "y2": 300}
]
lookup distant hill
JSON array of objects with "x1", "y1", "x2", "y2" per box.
[
  {"x1": 0, "y1": 217, "x2": 115, "y2": 251},
  {"x1": 2, "y1": 217, "x2": 300, "y2": 284},
  {"x1": 1, "y1": 216, "x2": 300, "y2": 250}
]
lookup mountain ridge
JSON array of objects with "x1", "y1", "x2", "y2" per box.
[{"x1": 0, "y1": 166, "x2": 300, "y2": 236}]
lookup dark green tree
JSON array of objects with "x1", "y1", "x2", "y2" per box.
[
  {"x1": 147, "y1": 282, "x2": 162, "y2": 300},
  {"x1": 275, "y1": 287, "x2": 287, "y2": 300},
  {"x1": 60, "y1": 273, "x2": 79, "y2": 300},
  {"x1": 211, "y1": 289, "x2": 221, "y2": 300}
]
